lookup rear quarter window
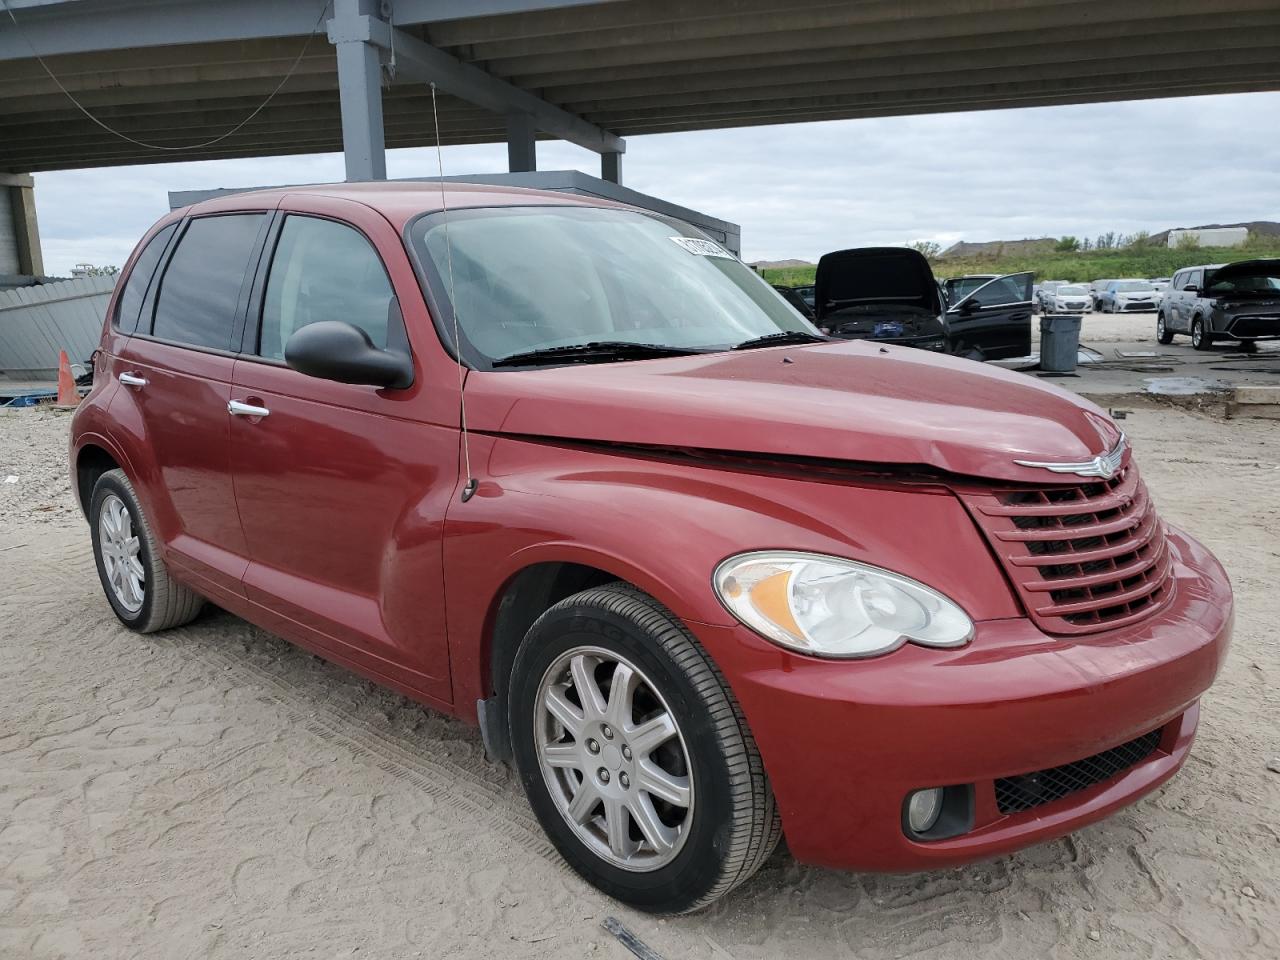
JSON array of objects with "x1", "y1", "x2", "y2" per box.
[
  {"x1": 113, "y1": 224, "x2": 176, "y2": 333},
  {"x1": 150, "y1": 213, "x2": 265, "y2": 351}
]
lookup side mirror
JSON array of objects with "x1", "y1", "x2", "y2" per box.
[
  {"x1": 956, "y1": 298, "x2": 982, "y2": 313},
  {"x1": 284, "y1": 321, "x2": 413, "y2": 389},
  {"x1": 1182, "y1": 285, "x2": 1198, "y2": 293}
]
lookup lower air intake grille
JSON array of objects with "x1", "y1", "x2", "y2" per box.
[{"x1": 994, "y1": 729, "x2": 1163, "y2": 814}]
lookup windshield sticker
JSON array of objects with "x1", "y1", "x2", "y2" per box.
[{"x1": 669, "y1": 237, "x2": 735, "y2": 259}]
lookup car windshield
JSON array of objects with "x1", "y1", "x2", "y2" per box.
[
  {"x1": 1057, "y1": 285, "x2": 1087, "y2": 295},
  {"x1": 409, "y1": 206, "x2": 816, "y2": 368},
  {"x1": 1114, "y1": 281, "x2": 1154, "y2": 292}
]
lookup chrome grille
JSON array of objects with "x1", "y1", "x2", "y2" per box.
[{"x1": 961, "y1": 464, "x2": 1174, "y2": 634}]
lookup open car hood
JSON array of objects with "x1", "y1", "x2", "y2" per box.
[
  {"x1": 465, "y1": 339, "x2": 1123, "y2": 484},
  {"x1": 814, "y1": 247, "x2": 942, "y2": 319},
  {"x1": 1206, "y1": 258, "x2": 1280, "y2": 284}
]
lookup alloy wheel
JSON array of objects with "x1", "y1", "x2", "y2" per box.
[
  {"x1": 98, "y1": 493, "x2": 145, "y2": 612},
  {"x1": 534, "y1": 645, "x2": 694, "y2": 872}
]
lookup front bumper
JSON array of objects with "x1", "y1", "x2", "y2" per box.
[
  {"x1": 1119, "y1": 300, "x2": 1157, "y2": 312},
  {"x1": 689, "y1": 526, "x2": 1232, "y2": 871}
]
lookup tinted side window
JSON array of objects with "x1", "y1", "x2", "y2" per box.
[
  {"x1": 114, "y1": 224, "x2": 176, "y2": 333},
  {"x1": 968, "y1": 276, "x2": 1026, "y2": 308},
  {"x1": 152, "y1": 214, "x2": 264, "y2": 350},
  {"x1": 1187, "y1": 269, "x2": 1202, "y2": 289},
  {"x1": 258, "y1": 215, "x2": 394, "y2": 361}
]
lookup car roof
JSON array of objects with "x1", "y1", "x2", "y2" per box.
[{"x1": 179, "y1": 180, "x2": 622, "y2": 230}]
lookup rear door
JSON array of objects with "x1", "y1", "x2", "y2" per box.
[
  {"x1": 228, "y1": 196, "x2": 455, "y2": 702},
  {"x1": 944, "y1": 272, "x2": 1033, "y2": 360},
  {"x1": 112, "y1": 212, "x2": 269, "y2": 598}
]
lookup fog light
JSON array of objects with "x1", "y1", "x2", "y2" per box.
[{"x1": 907, "y1": 788, "x2": 944, "y2": 834}]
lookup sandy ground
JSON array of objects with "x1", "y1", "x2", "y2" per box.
[{"x1": 2, "y1": 403, "x2": 1277, "y2": 960}]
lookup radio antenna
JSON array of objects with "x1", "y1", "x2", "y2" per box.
[{"x1": 430, "y1": 82, "x2": 477, "y2": 503}]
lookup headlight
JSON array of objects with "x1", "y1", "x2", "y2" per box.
[{"x1": 712, "y1": 551, "x2": 974, "y2": 658}]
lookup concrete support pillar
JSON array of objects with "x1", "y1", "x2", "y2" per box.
[
  {"x1": 0, "y1": 173, "x2": 43, "y2": 277},
  {"x1": 331, "y1": 0, "x2": 387, "y2": 182},
  {"x1": 506, "y1": 112, "x2": 537, "y2": 173},
  {"x1": 601, "y1": 150, "x2": 622, "y2": 185}
]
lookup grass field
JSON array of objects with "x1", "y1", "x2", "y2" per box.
[{"x1": 761, "y1": 240, "x2": 1280, "y2": 287}]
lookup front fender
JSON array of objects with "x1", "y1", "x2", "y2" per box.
[{"x1": 443, "y1": 434, "x2": 1019, "y2": 716}]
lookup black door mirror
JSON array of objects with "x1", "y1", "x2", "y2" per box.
[
  {"x1": 956, "y1": 297, "x2": 983, "y2": 313},
  {"x1": 284, "y1": 321, "x2": 413, "y2": 389},
  {"x1": 1182, "y1": 284, "x2": 1199, "y2": 293}
]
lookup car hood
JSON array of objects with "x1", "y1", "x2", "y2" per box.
[
  {"x1": 1206, "y1": 258, "x2": 1280, "y2": 285},
  {"x1": 813, "y1": 247, "x2": 942, "y2": 319},
  {"x1": 465, "y1": 340, "x2": 1123, "y2": 483}
]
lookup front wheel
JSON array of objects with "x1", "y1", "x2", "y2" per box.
[
  {"x1": 1156, "y1": 312, "x2": 1174, "y2": 344},
  {"x1": 509, "y1": 584, "x2": 780, "y2": 913},
  {"x1": 90, "y1": 469, "x2": 204, "y2": 632},
  {"x1": 1192, "y1": 318, "x2": 1213, "y2": 351}
]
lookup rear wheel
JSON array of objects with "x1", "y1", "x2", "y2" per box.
[
  {"x1": 90, "y1": 469, "x2": 204, "y2": 633},
  {"x1": 1156, "y1": 312, "x2": 1174, "y2": 344},
  {"x1": 1192, "y1": 317, "x2": 1214, "y2": 351},
  {"x1": 509, "y1": 584, "x2": 780, "y2": 913}
]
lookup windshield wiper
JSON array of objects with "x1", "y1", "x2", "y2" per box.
[
  {"x1": 490, "y1": 341, "x2": 703, "y2": 368},
  {"x1": 732, "y1": 330, "x2": 829, "y2": 350}
]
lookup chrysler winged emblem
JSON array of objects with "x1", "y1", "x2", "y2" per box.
[{"x1": 1014, "y1": 434, "x2": 1127, "y2": 479}]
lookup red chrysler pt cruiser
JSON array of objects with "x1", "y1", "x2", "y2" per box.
[{"x1": 70, "y1": 183, "x2": 1233, "y2": 913}]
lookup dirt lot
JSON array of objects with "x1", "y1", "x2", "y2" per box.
[{"x1": 2, "y1": 403, "x2": 1277, "y2": 960}]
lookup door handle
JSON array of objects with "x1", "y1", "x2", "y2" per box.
[
  {"x1": 120, "y1": 372, "x2": 147, "y2": 387},
  {"x1": 228, "y1": 399, "x2": 270, "y2": 418}
]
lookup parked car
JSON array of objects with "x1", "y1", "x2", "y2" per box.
[
  {"x1": 1096, "y1": 279, "x2": 1160, "y2": 313},
  {"x1": 815, "y1": 248, "x2": 1032, "y2": 360},
  {"x1": 1033, "y1": 280, "x2": 1069, "y2": 313},
  {"x1": 1149, "y1": 277, "x2": 1171, "y2": 294},
  {"x1": 1041, "y1": 283, "x2": 1091, "y2": 314},
  {"x1": 792, "y1": 283, "x2": 816, "y2": 309},
  {"x1": 1089, "y1": 279, "x2": 1117, "y2": 310},
  {"x1": 71, "y1": 184, "x2": 1233, "y2": 913},
  {"x1": 1158, "y1": 259, "x2": 1280, "y2": 350}
]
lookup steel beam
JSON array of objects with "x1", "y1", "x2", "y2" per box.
[
  {"x1": 331, "y1": 0, "x2": 386, "y2": 180},
  {"x1": 600, "y1": 150, "x2": 621, "y2": 185},
  {"x1": 0, "y1": 0, "x2": 626, "y2": 62},
  {"x1": 506, "y1": 111, "x2": 536, "y2": 172},
  {"x1": 353, "y1": 16, "x2": 624, "y2": 156}
]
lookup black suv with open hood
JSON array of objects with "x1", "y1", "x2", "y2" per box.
[{"x1": 814, "y1": 247, "x2": 1033, "y2": 361}]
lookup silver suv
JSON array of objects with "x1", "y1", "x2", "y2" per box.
[{"x1": 1158, "y1": 260, "x2": 1280, "y2": 350}]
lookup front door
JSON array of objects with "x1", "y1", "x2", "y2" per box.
[
  {"x1": 228, "y1": 199, "x2": 455, "y2": 702},
  {"x1": 113, "y1": 212, "x2": 269, "y2": 598},
  {"x1": 944, "y1": 272, "x2": 1034, "y2": 360}
]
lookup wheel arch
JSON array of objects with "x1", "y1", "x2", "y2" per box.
[
  {"x1": 74, "y1": 440, "x2": 122, "y2": 517},
  {"x1": 474, "y1": 558, "x2": 637, "y2": 764}
]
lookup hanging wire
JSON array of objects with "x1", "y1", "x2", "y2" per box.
[
  {"x1": 0, "y1": 0, "x2": 333, "y2": 152},
  {"x1": 429, "y1": 81, "x2": 477, "y2": 502}
]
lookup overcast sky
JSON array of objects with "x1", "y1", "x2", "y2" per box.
[{"x1": 31, "y1": 90, "x2": 1280, "y2": 276}]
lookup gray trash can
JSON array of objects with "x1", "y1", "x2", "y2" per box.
[{"x1": 1040, "y1": 314, "x2": 1082, "y2": 372}]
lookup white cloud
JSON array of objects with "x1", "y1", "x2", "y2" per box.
[{"x1": 30, "y1": 90, "x2": 1280, "y2": 275}]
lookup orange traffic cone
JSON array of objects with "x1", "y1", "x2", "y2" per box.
[{"x1": 56, "y1": 349, "x2": 80, "y2": 407}]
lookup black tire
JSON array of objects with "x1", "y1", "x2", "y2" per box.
[
  {"x1": 89, "y1": 469, "x2": 204, "y2": 633},
  {"x1": 509, "y1": 584, "x2": 780, "y2": 913},
  {"x1": 1156, "y1": 312, "x2": 1174, "y2": 345},
  {"x1": 1191, "y1": 317, "x2": 1213, "y2": 351}
]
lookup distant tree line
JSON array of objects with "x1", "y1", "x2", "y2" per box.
[{"x1": 1054, "y1": 230, "x2": 1160, "y2": 253}]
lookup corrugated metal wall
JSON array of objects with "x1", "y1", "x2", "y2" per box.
[{"x1": 0, "y1": 275, "x2": 115, "y2": 380}]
